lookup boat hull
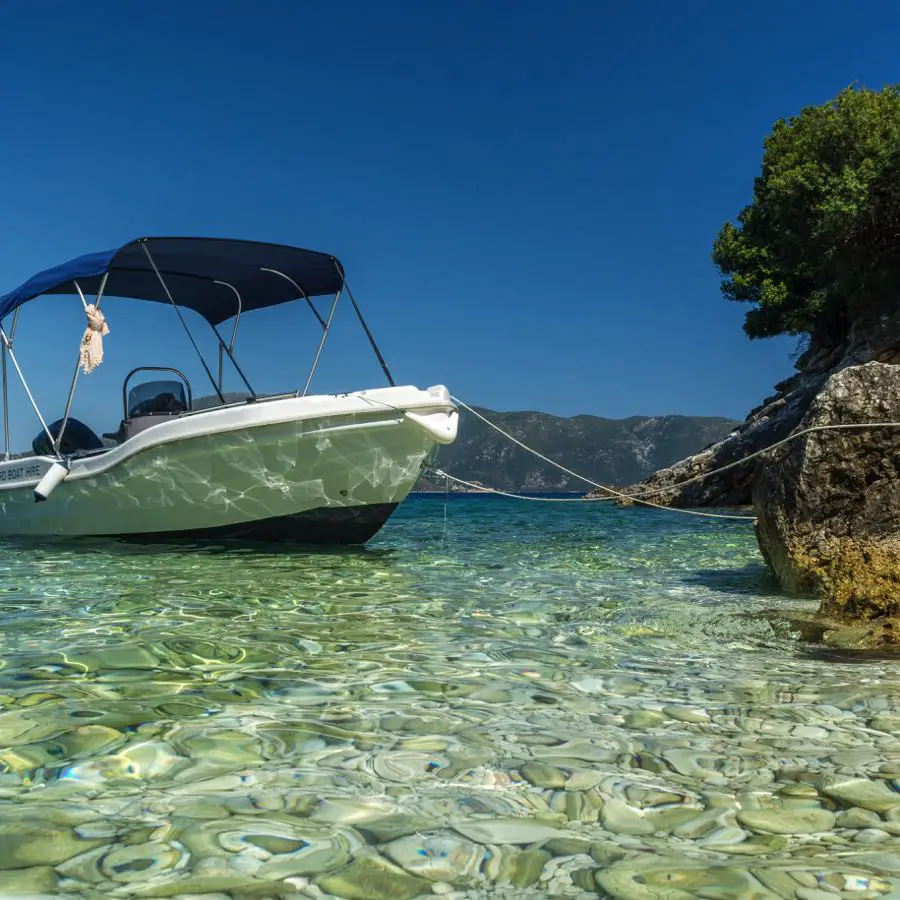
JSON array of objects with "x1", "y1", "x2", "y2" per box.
[
  {"x1": 0, "y1": 386, "x2": 456, "y2": 543},
  {"x1": 125, "y1": 503, "x2": 400, "y2": 545}
]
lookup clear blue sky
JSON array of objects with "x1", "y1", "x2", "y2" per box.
[{"x1": 0, "y1": 1, "x2": 895, "y2": 446}]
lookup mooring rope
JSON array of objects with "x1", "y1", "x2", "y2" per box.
[
  {"x1": 609, "y1": 420, "x2": 900, "y2": 501},
  {"x1": 367, "y1": 393, "x2": 751, "y2": 519},
  {"x1": 426, "y1": 467, "x2": 758, "y2": 521},
  {"x1": 447, "y1": 396, "x2": 758, "y2": 520},
  {"x1": 448, "y1": 396, "x2": 900, "y2": 518},
  {"x1": 362, "y1": 392, "x2": 900, "y2": 524},
  {"x1": 428, "y1": 468, "x2": 606, "y2": 503}
]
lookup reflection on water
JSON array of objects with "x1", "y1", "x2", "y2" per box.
[{"x1": 0, "y1": 496, "x2": 899, "y2": 898}]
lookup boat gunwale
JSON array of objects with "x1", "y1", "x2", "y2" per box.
[{"x1": 0, "y1": 387, "x2": 456, "y2": 492}]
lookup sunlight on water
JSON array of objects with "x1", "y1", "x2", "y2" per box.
[{"x1": 0, "y1": 496, "x2": 899, "y2": 898}]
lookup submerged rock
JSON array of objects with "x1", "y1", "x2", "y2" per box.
[
  {"x1": 383, "y1": 832, "x2": 484, "y2": 882},
  {"x1": 736, "y1": 806, "x2": 835, "y2": 835},
  {"x1": 753, "y1": 362, "x2": 900, "y2": 638},
  {"x1": 0, "y1": 819, "x2": 105, "y2": 869},
  {"x1": 316, "y1": 852, "x2": 430, "y2": 900},
  {"x1": 0, "y1": 866, "x2": 58, "y2": 894},
  {"x1": 450, "y1": 818, "x2": 567, "y2": 845},
  {"x1": 818, "y1": 775, "x2": 900, "y2": 814},
  {"x1": 596, "y1": 856, "x2": 894, "y2": 900},
  {"x1": 520, "y1": 763, "x2": 566, "y2": 789},
  {"x1": 131, "y1": 873, "x2": 281, "y2": 897}
]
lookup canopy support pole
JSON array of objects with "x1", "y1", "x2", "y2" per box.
[
  {"x1": 209, "y1": 281, "x2": 255, "y2": 399},
  {"x1": 73, "y1": 280, "x2": 89, "y2": 311},
  {"x1": 0, "y1": 325, "x2": 57, "y2": 457},
  {"x1": 140, "y1": 242, "x2": 225, "y2": 404},
  {"x1": 2, "y1": 337, "x2": 8, "y2": 460},
  {"x1": 260, "y1": 268, "x2": 327, "y2": 329},
  {"x1": 213, "y1": 281, "x2": 244, "y2": 350},
  {"x1": 208, "y1": 324, "x2": 256, "y2": 398},
  {"x1": 337, "y1": 265, "x2": 395, "y2": 387},
  {"x1": 2, "y1": 309, "x2": 20, "y2": 460},
  {"x1": 55, "y1": 275, "x2": 108, "y2": 453},
  {"x1": 299, "y1": 286, "x2": 342, "y2": 397}
]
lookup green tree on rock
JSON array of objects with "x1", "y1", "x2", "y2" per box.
[{"x1": 713, "y1": 85, "x2": 900, "y2": 349}]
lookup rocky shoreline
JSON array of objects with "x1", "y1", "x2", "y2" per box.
[{"x1": 599, "y1": 313, "x2": 900, "y2": 648}]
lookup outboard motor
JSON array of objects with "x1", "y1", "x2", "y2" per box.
[
  {"x1": 32, "y1": 418, "x2": 104, "y2": 457},
  {"x1": 30, "y1": 418, "x2": 104, "y2": 502}
]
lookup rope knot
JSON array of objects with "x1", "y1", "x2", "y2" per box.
[{"x1": 80, "y1": 305, "x2": 109, "y2": 374}]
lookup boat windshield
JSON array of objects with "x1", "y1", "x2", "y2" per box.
[{"x1": 126, "y1": 380, "x2": 189, "y2": 418}]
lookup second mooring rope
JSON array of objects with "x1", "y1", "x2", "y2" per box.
[
  {"x1": 446, "y1": 396, "x2": 900, "y2": 522},
  {"x1": 361, "y1": 392, "x2": 900, "y2": 524},
  {"x1": 448, "y1": 397, "x2": 756, "y2": 519},
  {"x1": 426, "y1": 467, "x2": 758, "y2": 521}
]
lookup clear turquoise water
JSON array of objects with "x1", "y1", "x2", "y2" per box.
[{"x1": 1, "y1": 496, "x2": 900, "y2": 898}]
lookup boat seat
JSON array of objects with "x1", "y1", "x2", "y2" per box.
[
  {"x1": 103, "y1": 389, "x2": 189, "y2": 445},
  {"x1": 103, "y1": 411, "x2": 185, "y2": 445},
  {"x1": 33, "y1": 418, "x2": 104, "y2": 457}
]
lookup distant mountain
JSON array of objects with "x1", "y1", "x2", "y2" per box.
[{"x1": 419, "y1": 407, "x2": 739, "y2": 492}]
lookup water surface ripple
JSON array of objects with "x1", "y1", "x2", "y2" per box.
[{"x1": 1, "y1": 496, "x2": 899, "y2": 899}]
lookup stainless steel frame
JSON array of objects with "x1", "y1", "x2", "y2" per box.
[
  {"x1": 0, "y1": 325, "x2": 57, "y2": 454},
  {"x1": 55, "y1": 274, "x2": 109, "y2": 453},
  {"x1": 0, "y1": 241, "x2": 397, "y2": 456},
  {"x1": 140, "y1": 241, "x2": 225, "y2": 404},
  {"x1": 300, "y1": 286, "x2": 342, "y2": 397},
  {"x1": 2, "y1": 308, "x2": 20, "y2": 460},
  {"x1": 261, "y1": 268, "x2": 327, "y2": 329},
  {"x1": 208, "y1": 281, "x2": 255, "y2": 399},
  {"x1": 209, "y1": 324, "x2": 256, "y2": 399},
  {"x1": 340, "y1": 271, "x2": 395, "y2": 388}
]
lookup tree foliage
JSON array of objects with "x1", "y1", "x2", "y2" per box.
[{"x1": 713, "y1": 85, "x2": 900, "y2": 343}]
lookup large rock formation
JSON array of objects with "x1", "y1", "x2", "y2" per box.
[
  {"x1": 752, "y1": 362, "x2": 900, "y2": 642},
  {"x1": 605, "y1": 310, "x2": 900, "y2": 506}
]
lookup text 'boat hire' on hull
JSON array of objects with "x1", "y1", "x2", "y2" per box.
[{"x1": 0, "y1": 238, "x2": 458, "y2": 543}]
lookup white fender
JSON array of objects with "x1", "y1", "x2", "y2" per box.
[
  {"x1": 34, "y1": 461, "x2": 69, "y2": 502},
  {"x1": 405, "y1": 409, "x2": 459, "y2": 445}
]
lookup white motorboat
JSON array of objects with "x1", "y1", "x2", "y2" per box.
[{"x1": 0, "y1": 237, "x2": 458, "y2": 542}]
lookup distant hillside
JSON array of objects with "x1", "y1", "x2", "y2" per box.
[{"x1": 419, "y1": 407, "x2": 739, "y2": 492}]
